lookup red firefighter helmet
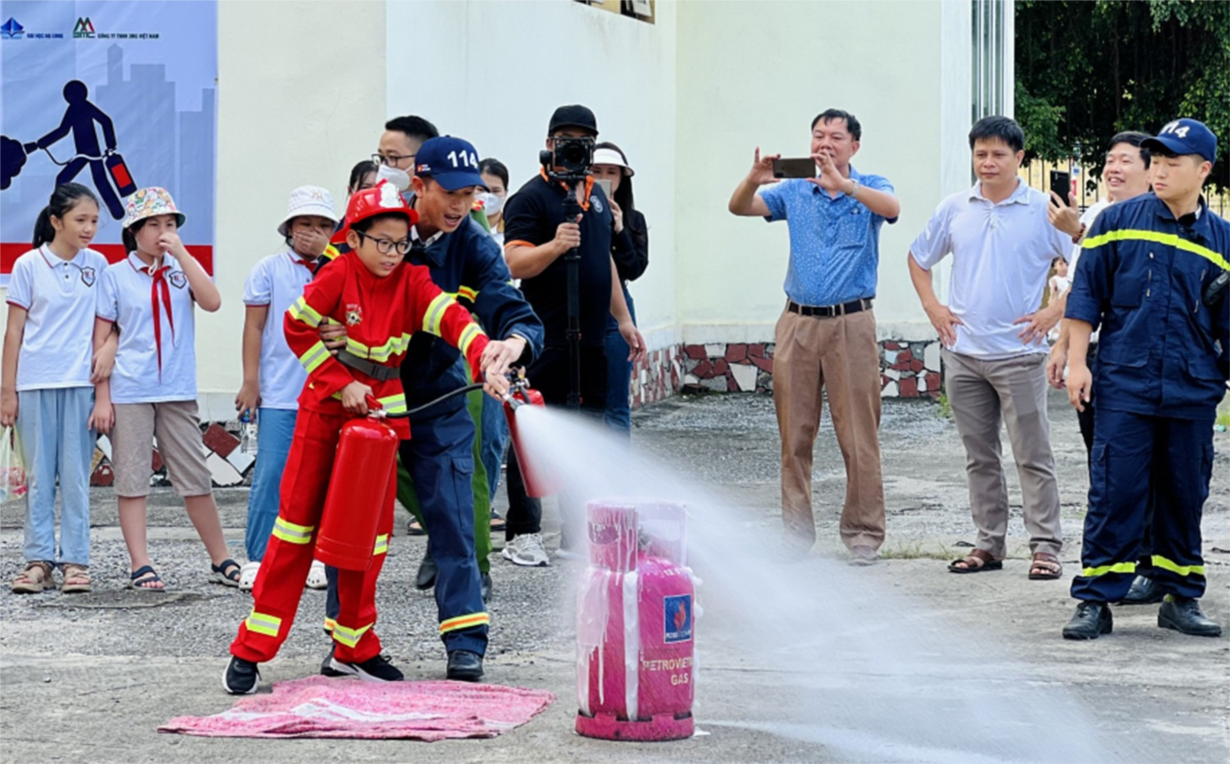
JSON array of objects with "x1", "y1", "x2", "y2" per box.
[{"x1": 334, "y1": 181, "x2": 417, "y2": 243}]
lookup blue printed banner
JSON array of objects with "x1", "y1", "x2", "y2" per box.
[{"x1": 0, "y1": 1, "x2": 217, "y2": 282}]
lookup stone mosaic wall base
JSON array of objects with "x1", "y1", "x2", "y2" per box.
[
  {"x1": 90, "y1": 422, "x2": 252, "y2": 488},
  {"x1": 630, "y1": 338, "x2": 945, "y2": 408},
  {"x1": 83, "y1": 338, "x2": 940, "y2": 484}
]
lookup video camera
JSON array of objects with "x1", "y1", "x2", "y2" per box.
[{"x1": 539, "y1": 136, "x2": 595, "y2": 182}]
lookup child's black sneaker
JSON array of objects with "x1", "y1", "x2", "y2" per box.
[
  {"x1": 329, "y1": 652, "x2": 404, "y2": 682},
  {"x1": 320, "y1": 645, "x2": 347, "y2": 677},
  {"x1": 223, "y1": 656, "x2": 260, "y2": 695}
]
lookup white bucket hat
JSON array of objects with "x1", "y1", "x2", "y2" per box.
[
  {"x1": 592, "y1": 147, "x2": 634, "y2": 177},
  {"x1": 278, "y1": 185, "x2": 338, "y2": 237}
]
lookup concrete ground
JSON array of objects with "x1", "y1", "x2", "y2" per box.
[{"x1": 1, "y1": 390, "x2": 1227, "y2": 763}]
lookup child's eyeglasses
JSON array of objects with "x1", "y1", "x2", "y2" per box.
[{"x1": 355, "y1": 231, "x2": 412, "y2": 256}]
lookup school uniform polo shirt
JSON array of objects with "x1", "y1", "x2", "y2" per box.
[
  {"x1": 96, "y1": 253, "x2": 199, "y2": 404},
  {"x1": 6, "y1": 246, "x2": 109, "y2": 391},
  {"x1": 243, "y1": 249, "x2": 314, "y2": 410},
  {"x1": 504, "y1": 172, "x2": 613, "y2": 348},
  {"x1": 757, "y1": 166, "x2": 896, "y2": 307},
  {"x1": 1066, "y1": 193, "x2": 1230, "y2": 418},
  {"x1": 911, "y1": 179, "x2": 1070, "y2": 359}
]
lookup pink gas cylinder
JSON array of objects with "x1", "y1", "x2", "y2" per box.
[{"x1": 576, "y1": 500, "x2": 695, "y2": 741}]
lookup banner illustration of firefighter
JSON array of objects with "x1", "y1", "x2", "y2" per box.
[{"x1": 0, "y1": 1, "x2": 217, "y2": 284}]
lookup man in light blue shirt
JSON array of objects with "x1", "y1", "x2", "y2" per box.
[
  {"x1": 909, "y1": 115, "x2": 1070, "y2": 581},
  {"x1": 729, "y1": 109, "x2": 900, "y2": 565}
]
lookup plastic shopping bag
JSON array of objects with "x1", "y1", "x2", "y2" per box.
[{"x1": 0, "y1": 426, "x2": 28, "y2": 505}]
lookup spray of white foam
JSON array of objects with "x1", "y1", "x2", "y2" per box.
[{"x1": 510, "y1": 404, "x2": 1140, "y2": 764}]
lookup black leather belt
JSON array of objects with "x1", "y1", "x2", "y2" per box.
[
  {"x1": 787, "y1": 298, "x2": 873, "y2": 318},
  {"x1": 336, "y1": 349, "x2": 400, "y2": 381}
]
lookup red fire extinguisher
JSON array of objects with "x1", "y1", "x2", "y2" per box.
[
  {"x1": 503, "y1": 377, "x2": 557, "y2": 498},
  {"x1": 314, "y1": 398, "x2": 399, "y2": 571}
]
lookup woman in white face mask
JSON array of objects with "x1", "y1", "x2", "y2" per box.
[{"x1": 477, "y1": 158, "x2": 509, "y2": 248}]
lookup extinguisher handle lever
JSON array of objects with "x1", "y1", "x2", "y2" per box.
[{"x1": 364, "y1": 394, "x2": 386, "y2": 418}]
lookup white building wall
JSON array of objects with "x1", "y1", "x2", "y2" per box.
[
  {"x1": 674, "y1": 0, "x2": 955, "y2": 344},
  {"x1": 385, "y1": 0, "x2": 680, "y2": 350},
  {"x1": 1, "y1": 0, "x2": 1017, "y2": 411},
  {"x1": 194, "y1": 0, "x2": 388, "y2": 418}
]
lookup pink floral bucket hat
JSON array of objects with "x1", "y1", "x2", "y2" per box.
[{"x1": 121, "y1": 186, "x2": 186, "y2": 229}]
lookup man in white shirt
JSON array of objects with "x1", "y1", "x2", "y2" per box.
[{"x1": 908, "y1": 116, "x2": 1070, "y2": 580}]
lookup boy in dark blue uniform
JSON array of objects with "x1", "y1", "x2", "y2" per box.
[{"x1": 1062, "y1": 119, "x2": 1229, "y2": 640}]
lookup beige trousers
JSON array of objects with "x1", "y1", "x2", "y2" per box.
[
  {"x1": 773, "y1": 307, "x2": 886, "y2": 551},
  {"x1": 942, "y1": 349, "x2": 1062, "y2": 558}
]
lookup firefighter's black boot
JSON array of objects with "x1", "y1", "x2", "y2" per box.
[
  {"x1": 1119, "y1": 575, "x2": 1164, "y2": 605},
  {"x1": 1062, "y1": 601, "x2": 1112, "y2": 640},
  {"x1": 447, "y1": 650, "x2": 484, "y2": 682},
  {"x1": 1158, "y1": 596, "x2": 1222, "y2": 637}
]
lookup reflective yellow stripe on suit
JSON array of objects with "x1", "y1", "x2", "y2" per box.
[
  {"x1": 271, "y1": 517, "x2": 314, "y2": 545},
  {"x1": 298, "y1": 340, "x2": 330, "y2": 373},
  {"x1": 1083, "y1": 229, "x2": 1230, "y2": 272},
  {"x1": 288, "y1": 296, "x2": 323, "y2": 328},
  {"x1": 1081, "y1": 561, "x2": 1136, "y2": 577},
  {"x1": 246, "y1": 610, "x2": 282, "y2": 638},
  {"x1": 373, "y1": 533, "x2": 389, "y2": 556},
  {"x1": 1151, "y1": 555, "x2": 1205, "y2": 578},
  {"x1": 377, "y1": 394, "x2": 406, "y2": 415},
  {"x1": 457, "y1": 323, "x2": 485, "y2": 357},
  {"x1": 423, "y1": 293, "x2": 452, "y2": 336},
  {"x1": 343, "y1": 333, "x2": 411, "y2": 363},
  {"x1": 440, "y1": 612, "x2": 491, "y2": 634},
  {"x1": 331, "y1": 621, "x2": 374, "y2": 648}
]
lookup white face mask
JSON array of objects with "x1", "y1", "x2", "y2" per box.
[
  {"x1": 376, "y1": 163, "x2": 411, "y2": 192},
  {"x1": 478, "y1": 192, "x2": 504, "y2": 217}
]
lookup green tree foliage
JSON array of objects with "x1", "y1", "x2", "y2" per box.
[{"x1": 1016, "y1": 0, "x2": 1230, "y2": 190}]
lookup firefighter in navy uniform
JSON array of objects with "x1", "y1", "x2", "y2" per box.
[{"x1": 1061, "y1": 118, "x2": 1229, "y2": 640}]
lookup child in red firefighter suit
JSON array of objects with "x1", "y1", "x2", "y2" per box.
[{"x1": 225, "y1": 183, "x2": 506, "y2": 693}]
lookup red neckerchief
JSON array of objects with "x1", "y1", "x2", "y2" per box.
[
  {"x1": 289, "y1": 249, "x2": 315, "y2": 269},
  {"x1": 145, "y1": 261, "x2": 176, "y2": 382}
]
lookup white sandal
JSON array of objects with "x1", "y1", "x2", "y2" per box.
[
  {"x1": 238, "y1": 561, "x2": 260, "y2": 592},
  {"x1": 305, "y1": 559, "x2": 328, "y2": 590}
]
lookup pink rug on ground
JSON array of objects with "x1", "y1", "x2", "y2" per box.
[{"x1": 159, "y1": 676, "x2": 555, "y2": 741}]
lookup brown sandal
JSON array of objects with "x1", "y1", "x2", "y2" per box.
[
  {"x1": 1028, "y1": 552, "x2": 1063, "y2": 580},
  {"x1": 11, "y1": 561, "x2": 54, "y2": 594},
  {"x1": 61, "y1": 564, "x2": 92, "y2": 593},
  {"x1": 948, "y1": 549, "x2": 1004, "y2": 574}
]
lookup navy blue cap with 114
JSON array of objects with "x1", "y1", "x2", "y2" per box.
[
  {"x1": 1141, "y1": 118, "x2": 1218, "y2": 163},
  {"x1": 414, "y1": 136, "x2": 485, "y2": 191}
]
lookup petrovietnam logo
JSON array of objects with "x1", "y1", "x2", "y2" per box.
[
  {"x1": 73, "y1": 17, "x2": 95, "y2": 38},
  {"x1": 663, "y1": 594, "x2": 693, "y2": 644},
  {"x1": 0, "y1": 17, "x2": 24, "y2": 39}
]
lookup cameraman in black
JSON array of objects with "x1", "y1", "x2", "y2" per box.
[{"x1": 502, "y1": 105, "x2": 645, "y2": 566}]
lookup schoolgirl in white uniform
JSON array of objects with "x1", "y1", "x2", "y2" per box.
[
  {"x1": 93, "y1": 186, "x2": 237, "y2": 590},
  {"x1": 3, "y1": 183, "x2": 110, "y2": 594}
]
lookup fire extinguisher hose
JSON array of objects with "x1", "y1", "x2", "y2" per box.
[{"x1": 384, "y1": 382, "x2": 486, "y2": 419}]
